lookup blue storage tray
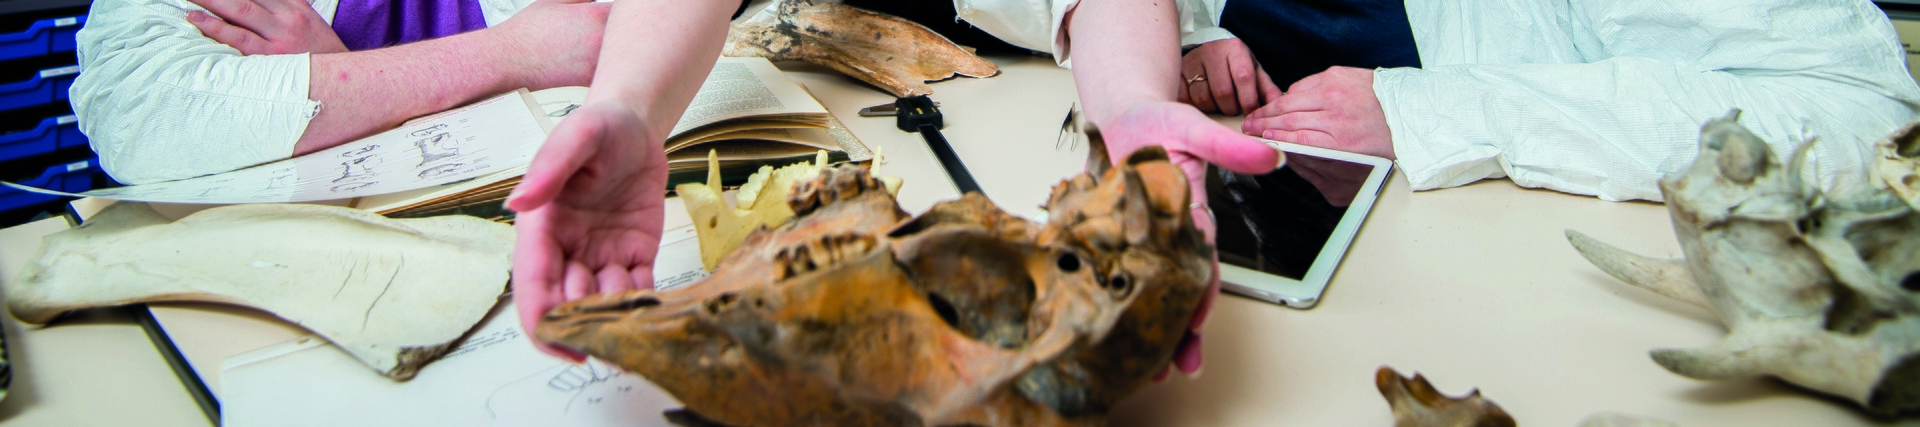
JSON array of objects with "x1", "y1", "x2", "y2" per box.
[
  {"x1": 0, "y1": 114, "x2": 82, "y2": 163},
  {"x1": 0, "y1": 65, "x2": 78, "y2": 112},
  {"x1": 0, "y1": 157, "x2": 100, "y2": 212},
  {"x1": 0, "y1": 16, "x2": 85, "y2": 62}
]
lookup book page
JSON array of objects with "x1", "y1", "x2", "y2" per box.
[
  {"x1": 6, "y1": 91, "x2": 550, "y2": 204},
  {"x1": 671, "y1": 57, "x2": 828, "y2": 137}
]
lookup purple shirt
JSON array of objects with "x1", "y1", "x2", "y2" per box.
[{"x1": 331, "y1": 0, "x2": 488, "y2": 51}]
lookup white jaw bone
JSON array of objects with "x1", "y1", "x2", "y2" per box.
[{"x1": 8, "y1": 203, "x2": 513, "y2": 380}]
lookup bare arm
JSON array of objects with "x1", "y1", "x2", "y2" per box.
[
  {"x1": 581, "y1": 0, "x2": 735, "y2": 136},
  {"x1": 297, "y1": 0, "x2": 609, "y2": 155}
]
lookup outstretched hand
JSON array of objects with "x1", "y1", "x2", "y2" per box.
[
  {"x1": 1093, "y1": 101, "x2": 1282, "y2": 378},
  {"x1": 508, "y1": 101, "x2": 670, "y2": 362}
]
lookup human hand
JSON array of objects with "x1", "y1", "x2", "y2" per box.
[
  {"x1": 1094, "y1": 101, "x2": 1282, "y2": 378},
  {"x1": 1176, "y1": 38, "x2": 1282, "y2": 117},
  {"x1": 507, "y1": 101, "x2": 669, "y2": 362},
  {"x1": 186, "y1": 0, "x2": 347, "y2": 55},
  {"x1": 485, "y1": 0, "x2": 612, "y2": 90},
  {"x1": 1243, "y1": 66, "x2": 1396, "y2": 160}
]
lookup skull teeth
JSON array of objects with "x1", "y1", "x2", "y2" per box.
[{"x1": 774, "y1": 233, "x2": 877, "y2": 281}]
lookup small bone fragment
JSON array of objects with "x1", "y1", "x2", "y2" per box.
[
  {"x1": 8, "y1": 203, "x2": 512, "y2": 380},
  {"x1": 1375, "y1": 367, "x2": 1516, "y2": 427},
  {"x1": 724, "y1": 0, "x2": 999, "y2": 97}
]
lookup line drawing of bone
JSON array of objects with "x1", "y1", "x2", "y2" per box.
[
  {"x1": 414, "y1": 133, "x2": 461, "y2": 166},
  {"x1": 335, "y1": 155, "x2": 381, "y2": 183}
]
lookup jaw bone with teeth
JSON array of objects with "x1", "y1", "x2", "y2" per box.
[
  {"x1": 535, "y1": 147, "x2": 1212, "y2": 426},
  {"x1": 1566, "y1": 111, "x2": 1920, "y2": 417},
  {"x1": 724, "y1": 0, "x2": 1000, "y2": 97}
]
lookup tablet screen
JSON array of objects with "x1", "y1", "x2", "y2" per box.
[{"x1": 1207, "y1": 150, "x2": 1380, "y2": 280}]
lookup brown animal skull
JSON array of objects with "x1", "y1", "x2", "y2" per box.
[{"x1": 535, "y1": 147, "x2": 1212, "y2": 426}]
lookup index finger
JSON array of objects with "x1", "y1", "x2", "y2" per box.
[{"x1": 190, "y1": 0, "x2": 275, "y2": 20}]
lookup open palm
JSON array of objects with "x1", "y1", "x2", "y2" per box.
[{"x1": 508, "y1": 100, "x2": 669, "y2": 361}]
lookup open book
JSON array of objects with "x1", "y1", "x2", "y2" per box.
[{"x1": 360, "y1": 57, "x2": 869, "y2": 219}]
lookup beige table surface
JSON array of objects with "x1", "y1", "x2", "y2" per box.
[{"x1": 0, "y1": 55, "x2": 1905, "y2": 426}]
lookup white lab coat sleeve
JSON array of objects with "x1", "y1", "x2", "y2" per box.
[
  {"x1": 1378, "y1": 0, "x2": 1920, "y2": 202},
  {"x1": 1177, "y1": 0, "x2": 1231, "y2": 48},
  {"x1": 1023, "y1": 0, "x2": 1214, "y2": 67},
  {"x1": 71, "y1": 0, "x2": 319, "y2": 185}
]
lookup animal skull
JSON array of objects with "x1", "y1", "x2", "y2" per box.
[
  {"x1": 1566, "y1": 111, "x2": 1920, "y2": 417},
  {"x1": 536, "y1": 147, "x2": 1211, "y2": 426}
]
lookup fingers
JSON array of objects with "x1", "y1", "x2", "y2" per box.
[
  {"x1": 1200, "y1": 48, "x2": 1239, "y2": 116},
  {"x1": 1180, "y1": 121, "x2": 1282, "y2": 175},
  {"x1": 1186, "y1": 76, "x2": 1218, "y2": 115},
  {"x1": 1173, "y1": 330, "x2": 1204, "y2": 377},
  {"x1": 563, "y1": 263, "x2": 595, "y2": 301},
  {"x1": 1180, "y1": 52, "x2": 1217, "y2": 114},
  {"x1": 1253, "y1": 63, "x2": 1283, "y2": 106},
  {"x1": 1258, "y1": 129, "x2": 1340, "y2": 149},
  {"x1": 191, "y1": 0, "x2": 268, "y2": 20},
  {"x1": 1226, "y1": 49, "x2": 1260, "y2": 117},
  {"x1": 512, "y1": 212, "x2": 588, "y2": 363},
  {"x1": 1243, "y1": 109, "x2": 1329, "y2": 140},
  {"x1": 186, "y1": 10, "x2": 270, "y2": 53},
  {"x1": 596, "y1": 265, "x2": 637, "y2": 295},
  {"x1": 508, "y1": 108, "x2": 606, "y2": 213}
]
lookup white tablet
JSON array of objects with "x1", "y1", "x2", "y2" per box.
[{"x1": 1207, "y1": 139, "x2": 1393, "y2": 309}]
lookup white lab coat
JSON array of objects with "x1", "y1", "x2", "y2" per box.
[
  {"x1": 1378, "y1": 0, "x2": 1920, "y2": 201},
  {"x1": 74, "y1": 0, "x2": 1221, "y2": 184},
  {"x1": 70, "y1": 0, "x2": 539, "y2": 185}
]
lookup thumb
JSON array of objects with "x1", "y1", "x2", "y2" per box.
[
  {"x1": 1181, "y1": 121, "x2": 1284, "y2": 175},
  {"x1": 508, "y1": 111, "x2": 605, "y2": 213}
]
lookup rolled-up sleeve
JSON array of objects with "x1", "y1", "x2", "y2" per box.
[
  {"x1": 71, "y1": 0, "x2": 319, "y2": 184},
  {"x1": 1379, "y1": 0, "x2": 1920, "y2": 202}
]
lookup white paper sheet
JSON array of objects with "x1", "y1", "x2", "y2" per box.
[
  {"x1": 221, "y1": 226, "x2": 710, "y2": 427},
  {"x1": 7, "y1": 91, "x2": 551, "y2": 204}
]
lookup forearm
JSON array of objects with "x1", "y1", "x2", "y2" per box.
[
  {"x1": 584, "y1": 0, "x2": 735, "y2": 134},
  {"x1": 299, "y1": 30, "x2": 530, "y2": 156},
  {"x1": 1063, "y1": 0, "x2": 1181, "y2": 126}
]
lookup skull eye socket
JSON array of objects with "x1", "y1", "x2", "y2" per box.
[
  {"x1": 1102, "y1": 272, "x2": 1132, "y2": 298},
  {"x1": 1056, "y1": 253, "x2": 1081, "y2": 272}
]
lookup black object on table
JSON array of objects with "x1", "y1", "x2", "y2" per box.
[{"x1": 894, "y1": 95, "x2": 982, "y2": 195}]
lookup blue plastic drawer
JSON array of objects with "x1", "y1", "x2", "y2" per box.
[
  {"x1": 0, "y1": 115, "x2": 82, "y2": 163},
  {"x1": 0, "y1": 157, "x2": 100, "y2": 212},
  {"x1": 0, "y1": 65, "x2": 78, "y2": 113},
  {"x1": 0, "y1": 16, "x2": 85, "y2": 62}
]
